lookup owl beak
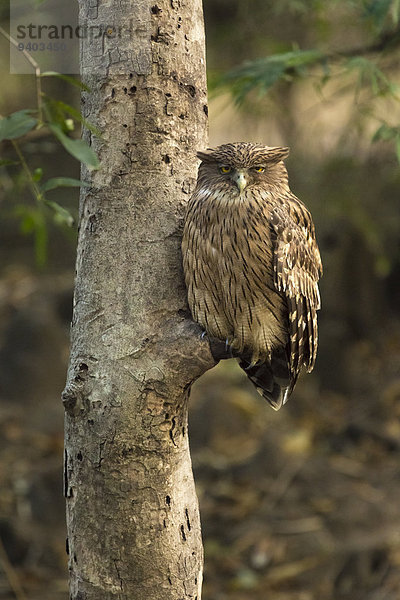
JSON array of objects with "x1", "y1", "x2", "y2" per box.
[{"x1": 234, "y1": 171, "x2": 247, "y2": 193}]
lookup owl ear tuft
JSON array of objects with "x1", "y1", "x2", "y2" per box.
[
  {"x1": 197, "y1": 149, "x2": 216, "y2": 163},
  {"x1": 267, "y1": 146, "x2": 290, "y2": 163}
]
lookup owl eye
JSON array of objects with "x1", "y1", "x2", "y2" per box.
[
  {"x1": 219, "y1": 165, "x2": 232, "y2": 174},
  {"x1": 253, "y1": 166, "x2": 265, "y2": 173}
]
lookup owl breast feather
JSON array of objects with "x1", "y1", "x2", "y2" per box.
[{"x1": 182, "y1": 186, "x2": 288, "y2": 364}]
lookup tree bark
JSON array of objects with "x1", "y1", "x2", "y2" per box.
[{"x1": 62, "y1": 1, "x2": 211, "y2": 598}]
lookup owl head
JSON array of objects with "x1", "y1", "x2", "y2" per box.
[{"x1": 196, "y1": 142, "x2": 290, "y2": 194}]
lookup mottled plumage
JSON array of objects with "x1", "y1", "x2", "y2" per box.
[{"x1": 182, "y1": 142, "x2": 322, "y2": 409}]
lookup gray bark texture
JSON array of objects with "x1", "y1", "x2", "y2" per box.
[{"x1": 62, "y1": 1, "x2": 212, "y2": 598}]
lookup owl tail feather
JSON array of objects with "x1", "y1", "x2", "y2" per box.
[
  {"x1": 238, "y1": 347, "x2": 294, "y2": 411},
  {"x1": 207, "y1": 338, "x2": 295, "y2": 411}
]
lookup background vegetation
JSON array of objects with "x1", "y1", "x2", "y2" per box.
[{"x1": 0, "y1": 1, "x2": 399, "y2": 598}]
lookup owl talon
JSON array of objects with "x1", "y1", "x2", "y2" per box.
[
  {"x1": 200, "y1": 330, "x2": 207, "y2": 340},
  {"x1": 244, "y1": 361, "x2": 257, "y2": 371}
]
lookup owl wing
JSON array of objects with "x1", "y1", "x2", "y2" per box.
[
  {"x1": 182, "y1": 189, "x2": 231, "y2": 340},
  {"x1": 270, "y1": 197, "x2": 322, "y2": 380}
]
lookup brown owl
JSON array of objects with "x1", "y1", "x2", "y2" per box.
[{"x1": 182, "y1": 142, "x2": 322, "y2": 410}]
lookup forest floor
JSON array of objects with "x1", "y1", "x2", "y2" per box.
[{"x1": 0, "y1": 269, "x2": 400, "y2": 600}]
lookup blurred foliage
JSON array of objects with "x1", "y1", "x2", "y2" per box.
[
  {"x1": 0, "y1": 28, "x2": 98, "y2": 266},
  {"x1": 2, "y1": 0, "x2": 400, "y2": 278},
  {"x1": 204, "y1": 0, "x2": 400, "y2": 290},
  {"x1": 210, "y1": 0, "x2": 400, "y2": 152}
]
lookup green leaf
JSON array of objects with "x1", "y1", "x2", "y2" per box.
[
  {"x1": 372, "y1": 123, "x2": 398, "y2": 142},
  {"x1": 49, "y1": 99, "x2": 102, "y2": 137},
  {"x1": 392, "y1": 0, "x2": 400, "y2": 25},
  {"x1": 222, "y1": 49, "x2": 325, "y2": 103},
  {"x1": 19, "y1": 211, "x2": 36, "y2": 235},
  {"x1": 65, "y1": 119, "x2": 75, "y2": 132},
  {"x1": 48, "y1": 124, "x2": 100, "y2": 170},
  {"x1": 41, "y1": 177, "x2": 91, "y2": 192},
  {"x1": 396, "y1": 136, "x2": 400, "y2": 163},
  {"x1": 346, "y1": 56, "x2": 393, "y2": 96},
  {"x1": 34, "y1": 213, "x2": 48, "y2": 267},
  {"x1": 32, "y1": 167, "x2": 43, "y2": 182},
  {"x1": 15, "y1": 206, "x2": 48, "y2": 267},
  {"x1": 0, "y1": 158, "x2": 19, "y2": 166},
  {"x1": 41, "y1": 72, "x2": 90, "y2": 92},
  {"x1": 0, "y1": 110, "x2": 37, "y2": 142},
  {"x1": 45, "y1": 199, "x2": 75, "y2": 226},
  {"x1": 363, "y1": 0, "x2": 392, "y2": 29}
]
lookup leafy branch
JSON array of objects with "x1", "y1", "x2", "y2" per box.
[
  {"x1": 0, "y1": 26, "x2": 43, "y2": 122},
  {"x1": 219, "y1": 31, "x2": 400, "y2": 104},
  {"x1": 0, "y1": 27, "x2": 99, "y2": 265},
  {"x1": 215, "y1": 2, "x2": 400, "y2": 162}
]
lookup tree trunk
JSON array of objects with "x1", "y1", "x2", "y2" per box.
[{"x1": 62, "y1": 1, "x2": 211, "y2": 598}]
